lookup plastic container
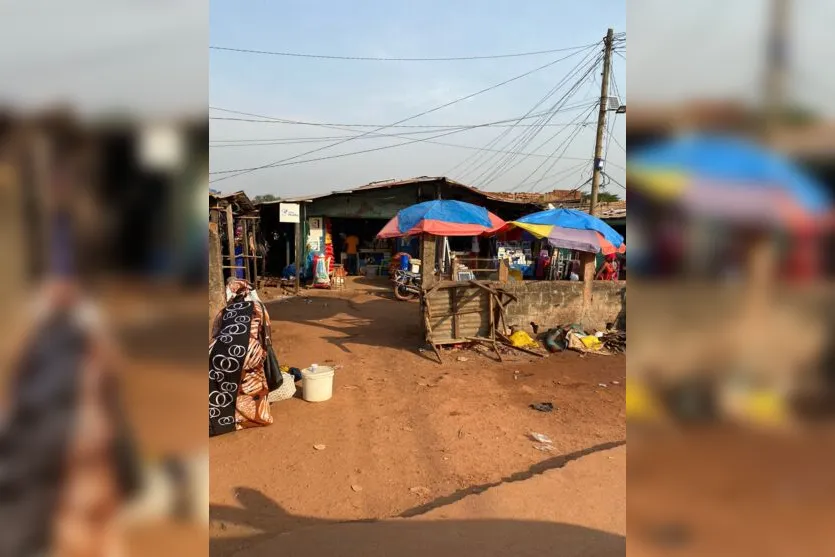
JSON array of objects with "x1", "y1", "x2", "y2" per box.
[{"x1": 302, "y1": 365, "x2": 335, "y2": 402}]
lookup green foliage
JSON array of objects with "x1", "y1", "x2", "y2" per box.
[
  {"x1": 252, "y1": 194, "x2": 280, "y2": 203},
  {"x1": 582, "y1": 191, "x2": 621, "y2": 203}
]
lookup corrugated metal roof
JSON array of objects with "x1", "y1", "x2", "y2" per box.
[
  {"x1": 263, "y1": 176, "x2": 563, "y2": 206},
  {"x1": 550, "y1": 198, "x2": 627, "y2": 219},
  {"x1": 208, "y1": 190, "x2": 256, "y2": 213}
]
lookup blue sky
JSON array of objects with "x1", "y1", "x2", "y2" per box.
[{"x1": 210, "y1": 1, "x2": 627, "y2": 197}]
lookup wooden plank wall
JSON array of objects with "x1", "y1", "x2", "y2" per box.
[{"x1": 424, "y1": 284, "x2": 491, "y2": 344}]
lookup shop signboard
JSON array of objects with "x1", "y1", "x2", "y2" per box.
[{"x1": 279, "y1": 203, "x2": 300, "y2": 223}]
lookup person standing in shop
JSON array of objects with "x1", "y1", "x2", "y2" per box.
[{"x1": 344, "y1": 233, "x2": 360, "y2": 275}]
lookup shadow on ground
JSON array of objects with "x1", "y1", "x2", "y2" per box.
[
  {"x1": 211, "y1": 440, "x2": 626, "y2": 557},
  {"x1": 211, "y1": 487, "x2": 624, "y2": 557},
  {"x1": 266, "y1": 293, "x2": 423, "y2": 355}
]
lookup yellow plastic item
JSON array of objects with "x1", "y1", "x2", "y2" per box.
[
  {"x1": 626, "y1": 379, "x2": 662, "y2": 421},
  {"x1": 742, "y1": 390, "x2": 787, "y2": 426},
  {"x1": 509, "y1": 330, "x2": 538, "y2": 349},
  {"x1": 579, "y1": 335, "x2": 602, "y2": 349},
  {"x1": 508, "y1": 269, "x2": 524, "y2": 282}
]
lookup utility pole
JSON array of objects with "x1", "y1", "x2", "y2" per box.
[
  {"x1": 588, "y1": 27, "x2": 614, "y2": 217},
  {"x1": 580, "y1": 28, "x2": 615, "y2": 328},
  {"x1": 763, "y1": 0, "x2": 789, "y2": 142},
  {"x1": 748, "y1": 0, "x2": 790, "y2": 317}
]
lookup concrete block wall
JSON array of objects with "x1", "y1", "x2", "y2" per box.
[{"x1": 495, "y1": 280, "x2": 625, "y2": 331}]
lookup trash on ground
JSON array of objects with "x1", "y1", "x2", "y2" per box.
[
  {"x1": 456, "y1": 356, "x2": 469, "y2": 362},
  {"x1": 534, "y1": 444, "x2": 555, "y2": 452},
  {"x1": 509, "y1": 330, "x2": 539, "y2": 349},
  {"x1": 409, "y1": 486, "x2": 431, "y2": 496},
  {"x1": 351, "y1": 484, "x2": 363, "y2": 492},
  {"x1": 600, "y1": 330, "x2": 626, "y2": 353},
  {"x1": 598, "y1": 383, "x2": 608, "y2": 388},
  {"x1": 612, "y1": 380, "x2": 620, "y2": 385},
  {"x1": 267, "y1": 372, "x2": 297, "y2": 403},
  {"x1": 529, "y1": 402, "x2": 555, "y2": 413},
  {"x1": 579, "y1": 335, "x2": 603, "y2": 350},
  {"x1": 313, "y1": 444, "x2": 326, "y2": 451},
  {"x1": 530, "y1": 432, "x2": 553, "y2": 444},
  {"x1": 543, "y1": 328, "x2": 567, "y2": 352}
]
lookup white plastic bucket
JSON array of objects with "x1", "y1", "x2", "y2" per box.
[{"x1": 302, "y1": 365, "x2": 335, "y2": 402}]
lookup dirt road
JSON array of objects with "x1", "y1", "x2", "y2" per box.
[
  {"x1": 210, "y1": 281, "x2": 626, "y2": 556},
  {"x1": 238, "y1": 445, "x2": 626, "y2": 557}
]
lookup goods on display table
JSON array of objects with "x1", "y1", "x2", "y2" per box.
[{"x1": 497, "y1": 240, "x2": 534, "y2": 278}]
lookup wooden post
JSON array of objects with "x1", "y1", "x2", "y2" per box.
[
  {"x1": 294, "y1": 222, "x2": 301, "y2": 295},
  {"x1": 286, "y1": 238, "x2": 290, "y2": 277},
  {"x1": 451, "y1": 287, "x2": 460, "y2": 340},
  {"x1": 241, "y1": 217, "x2": 252, "y2": 283},
  {"x1": 498, "y1": 258, "x2": 509, "y2": 283},
  {"x1": 208, "y1": 222, "x2": 225, "y2": 321},
  {"x1": 224, "y1": 204, "x2": 235, "y2": 282},
  {"x1": 580, "y1": 252, "x2": 596, "y2": 324},
  {"x1": 451, "y1": 258, "x2": 460, "y2": 282},
  {"x1": 746, "y1": 230, "x2": 776, "y2": 319},
  {"x1": 421, "y1": 233, "x2": 436, "y2": 289},
  {"x1": 489, "y1": 291, "x2": 495, "y2": 340}
]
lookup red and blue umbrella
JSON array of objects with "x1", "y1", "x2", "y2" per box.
[
  {"x1": 628, "y1": 134, "x2": 832, "y2": 230},
  {"x1": 377, "y1": 200, "x2": 506, "y2": 238},
  {"x1": 509, "y1": 208, "x2": 625, "y2": 255}
]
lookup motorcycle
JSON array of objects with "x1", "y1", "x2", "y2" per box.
[{"x1": 392, "y1": 269, "x2": 422, "y2": 301}]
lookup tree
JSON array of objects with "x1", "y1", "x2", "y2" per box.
[
  {"x1": 582, "y1": 191, "x2": 620, "y2": 203},
  {"x1": 252, "y1": 194, "x2": 279, "y2": 204}
]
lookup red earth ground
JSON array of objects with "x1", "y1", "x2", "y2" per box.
[{"x1": 209, "y1": 278, "x2": 626, "y2": 556}]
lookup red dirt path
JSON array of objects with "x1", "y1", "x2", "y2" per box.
[{"x1": 209, "y1": 281, "x2": 626, "y2": 556}]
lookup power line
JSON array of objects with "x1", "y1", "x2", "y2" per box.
[
  {"x1": 208, "y1": 105, "x2": 603, "y2": 159},
  {"x1": 602, "y1": 171, "x2": 627, "y2": 190},
  {"x1": 209, "y1": 42, "x2": 598, "y2": 62},
  {"x1": 512, "y1": 159, "x2": 591, "y2": 192},
  {"x1": 452, "y1": 47, "x2": 602, "y2": 183},
  {"x1": 512, "y1": 104, "x2": 599, "y2": 192},
  {"x1": 479, "y1": 50, "x2": 604, "y2": 191},
  {"x1": 210, "y1": 114, "x2": 593, "y2": 183},
  {"x1": 609, "y1": 132, "x2": 625, "y2": 154},
  {"x1": 210, "y1": 46, "x2": 597, "y2": 182},
  {"x1": 443, "y1": 47, "x2": 601, "y2": 179},
  {"x1": 471, "y1": 54, "x2": 600, "y2": 185},
  {"x1": 476, "y1": 55, "x2": 603, "y2": 188},
  {"x1": 209, "y1": 101, "x2": 598, "y2": 130},
  {"x1": 209, "y1": 121, "x2": 592, "y2": 145},
  {"x1": 566, "y1": 175, "x2": 594, "y2": 195},
  {"x1": 213, "y1": 125, "x2": 599, "y2": 161}
]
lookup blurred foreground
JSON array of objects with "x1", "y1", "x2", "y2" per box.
[
  {"x1": 0, "y1": 109, "x2": 208, "y2": 556},
  {"x1": 628, "y1": 0, "x2": 835, "y2": 554}
]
